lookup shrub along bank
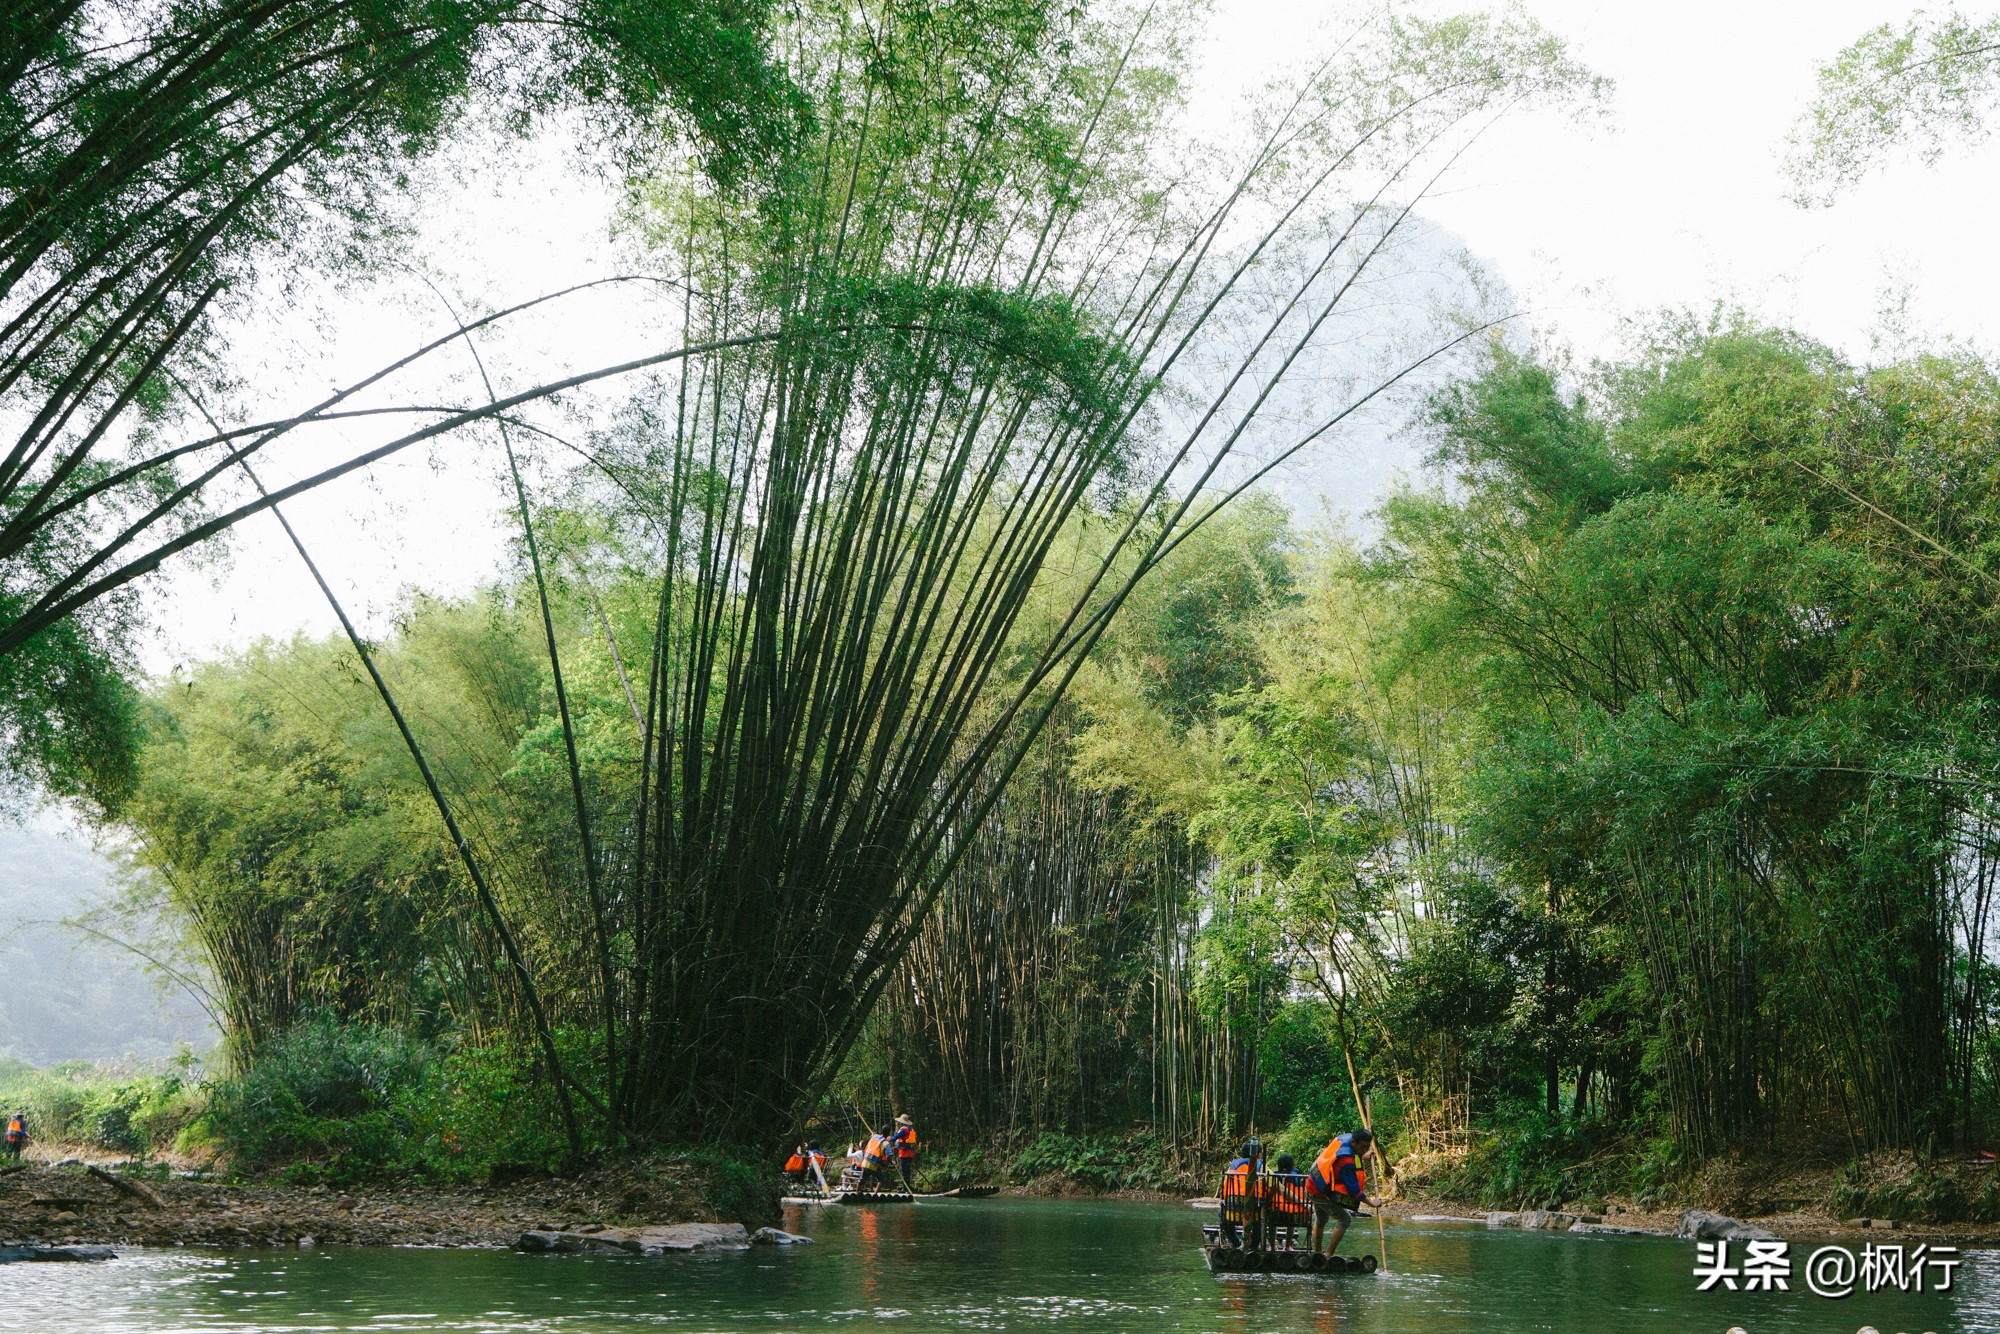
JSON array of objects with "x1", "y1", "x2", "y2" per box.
[
  {"x1": 0, "y1": 1056, "x2": 204, "y2": 1159},
  {"x1": 1, "y1": 1018, "x2": 765, "y2": 1201}
]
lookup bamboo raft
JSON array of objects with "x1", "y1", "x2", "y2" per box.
[
  {"x1": 1200, "y1": 1224, "x2": 1378, "y2": 1275},
  {"x1": 780, "y1": 1185, "x2": 999, "y2": 1206}
]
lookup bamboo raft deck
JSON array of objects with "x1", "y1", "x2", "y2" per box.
[
  {"x1": 780, "y1": 1185, "x2": 999, "y2": 1206},
  {"x1": 1199, "y1": 1224, "x2": 1378, "y2": 1275}
]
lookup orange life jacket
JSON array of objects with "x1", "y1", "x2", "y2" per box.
[
  {"x1": 1267, "y1": 1171, "x2": 1311, "y2": 1220},
  {"x1": 861, "y1": 1133, "x2": 890, "y2": 1168},
  {"x1": 1309, "y1": 1135, "x2": 1366, "y2": 1201},
  {"x1": 891, "y1": 1124, "x2": 917, "y2": 1158},
  {"x1": 1219, "y1": 1157, "x2": 1264, "y2": 1222},
  {"x1": 4, "y1": 1117, "x2": 22, "y2": 1141},
  {"x1": 784, "y1": 1152, "x2": 806, "y2": 1172}
]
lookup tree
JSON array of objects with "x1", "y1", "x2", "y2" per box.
[
  {"x1": 0, "y1": 0, "x2": 796, "y2": 803},
  {"x1": 111, "y1": 0, "x2": 1601, "y2": 1148},
  {"x1": 1377, "y1": 323, "x2": 2000, "y2": 1152},
  {"x1": 1787, "y1": 6, "x2": 2000, "y2": 200}
]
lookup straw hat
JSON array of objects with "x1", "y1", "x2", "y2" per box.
[{"x1": 894, "y1": 1114, "x2": 913, "y2": 1126}]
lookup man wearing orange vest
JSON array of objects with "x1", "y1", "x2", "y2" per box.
[
  {"x1": 888, "y1": 1114, "x2": 918, "y2": 1184},
  {"x1": 4, "y1": 1111, "x2": 24, "y2": 1162},
  {"x1": 1307, "y1": 1127, "x2": 1375, "y2": 1258},
  {"x1": 1216, "y1": 1138, "x2": 1266, "y2": 1250},
  {"x1": 783, "y1": 1140, "x2": 828, "y2": 1188},
  {"x1": 857, "y1": 1131, "x2": 893, "y2": 1189}
]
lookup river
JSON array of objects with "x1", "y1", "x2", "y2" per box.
[{"x1": 2, "y1": 1197, "x2": 1992, "y2": 1332}]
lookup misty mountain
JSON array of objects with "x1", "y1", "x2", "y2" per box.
[{"x1": 0, "y1": 820, "x2": 215, "y2": 1066}]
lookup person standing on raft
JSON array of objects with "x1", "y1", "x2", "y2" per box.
[
  {"x1": 1307, "y1": 1127, "x2": 1376, "y2": 1258},
  {"x1": 856, "y1": 1129, "x2": 894, "y2": 1189},
  {"x1": 1217, "y1": 1139, "x2": 1266, "y2": 1250},
  {"x1": 888, "y1": 1114, "x2": 918, "y2": 1184}
]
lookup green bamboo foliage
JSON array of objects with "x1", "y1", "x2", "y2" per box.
[
  {"x1": 110, "y1": 0, "x2": 1598, "y2": 1148},
  {"x1": 0, "y1": 0, "x2": 796, "y2": 700},
  {"x1": 579, "y1": 1, "x2": 1599, "y2": 1139},
  {"x1": 868, "y1": 716, "x2": 1212, "y2": 1142}
]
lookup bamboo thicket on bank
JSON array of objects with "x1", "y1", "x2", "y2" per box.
[
  {"x1": 591, "y1": 1, "x2": 1598, "y2": 1140},
  {"x1": 867, "y1": 714, "x2": 1250, "y2": 1146},
  {"x1": 114, "y1": 0, "x2": 1600, "y2": 1146}
]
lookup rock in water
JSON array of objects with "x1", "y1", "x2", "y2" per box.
[
  {"x1": 516, "y1": 1223, "x2": 752, "y2": 1255},
  {"x1": 1570, "y1": 1221, "x2": 1660, "y2": 1236},
  {"x1": 749, "y1": 1227, "x2": 813, "y2": 1245},
  {"x1": 1485, "y1": 1212, "x2": 1520, "y2": 1228},
  {"x1": 1674, "y1": 1209, "x2": 1777, "y2": 1241},
  {"x1": 0, "y1": 1245, "x2": 117, "y2": 1262}
]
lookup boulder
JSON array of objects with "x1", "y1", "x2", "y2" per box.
[
  {"x1": 517, "y1": 1223, "x2": 752, "y2": 1255},
  {"x1": 1485, "y1": 1212, "x2": 1520, "y2": 1228},
  {"x1": 749, "y1": 1227, "x2": 813, "y2": 1246},
  {"x1": 1407, "y1": 1215, "x2": 1487, "y2": 1225},
  {"x1": 1674, "y1": 1209, "x2": 1777, "y2": 1242}
]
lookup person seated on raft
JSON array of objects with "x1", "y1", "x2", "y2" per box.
[
  {"x1": 1217, "y1": 1138, "x2": 1266, "y2": 1250},
  {"x1": 1266, "y1": 1153, "x2": 1312, "y2": 1249},
  {"x1": 1307, "y1": 1127, "x2": 1376, "y2": 1258},
  {"x1": 783, "y1": 1140, "x2": 828, "y2": 1188},
  {"x1": 839, "y1": 1141, "x2": 867, "y2": 1189}
]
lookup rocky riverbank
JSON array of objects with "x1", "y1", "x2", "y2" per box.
[{"x1": 0, "y1": 1153, "x2": 775, "y2": 1251}]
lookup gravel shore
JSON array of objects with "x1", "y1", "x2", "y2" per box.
[{"x1": 0, "y1": 1155, "x2": 764, "y2": 1251}]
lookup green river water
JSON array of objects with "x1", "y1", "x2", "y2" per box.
[{"x1": 2, "y1": 1197, "x2": 1991, "y2": 1333}]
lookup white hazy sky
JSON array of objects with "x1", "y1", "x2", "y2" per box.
[{"x1": 146, "y1": 0, "x2": 2000, "y2": 670}]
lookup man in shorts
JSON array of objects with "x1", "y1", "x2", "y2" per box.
[{"x1": 1307, "y1": 1127, "x2": 1375, "y2": 1257}]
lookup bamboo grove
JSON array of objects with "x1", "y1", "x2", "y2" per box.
[
  {"x1": 134, "y1": 318, "x2": 2000, "y2": 1178},
  {"x1": 124, "y1": 319, "x2": 2000, "y2": 1175},
  {"x1": 90, "y1": 0, "x2": 1603, "y2": 1156},
  {"x1": 8, "y1": 0, "x2": 1998, "y2": 1209}
]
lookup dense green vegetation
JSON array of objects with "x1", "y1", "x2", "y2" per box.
[
  {"x1": 13, "y1": 0, "x2": 1999, "y2": 1233},
  {"x1": 842, "y1": 319, "x2": 2000, "y2": 1214},
  {"x1": 73, "y1": 0, "x2": 1595, "y2": 1161},
  {"x1": 83, "y1": 320, "x2": 2000, "y2": 1226}
]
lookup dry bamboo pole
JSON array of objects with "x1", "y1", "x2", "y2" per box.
[{"x1": 1340, "y1": 1034, "x2": 1389, "y2": 1272}]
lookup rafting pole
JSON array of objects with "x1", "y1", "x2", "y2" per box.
[{"x1": 1339, "y1": 1039, "x2": 1389, "y2": 1273}]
